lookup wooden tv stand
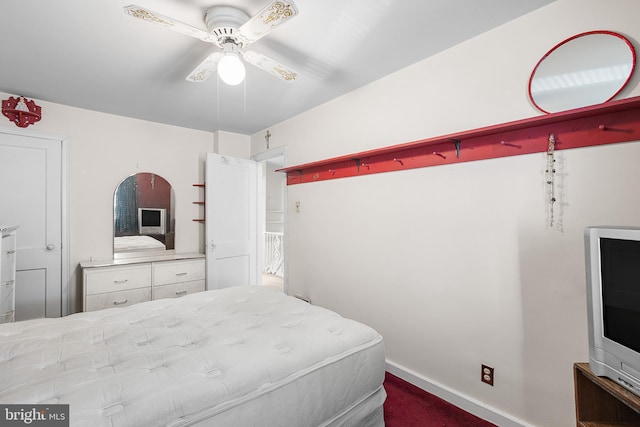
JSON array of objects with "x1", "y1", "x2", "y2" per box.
[{"x1": 574, "y1": 362, "x2": 640, "y2": 426}]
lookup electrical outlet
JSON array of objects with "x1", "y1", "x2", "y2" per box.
[{"x1": 481, "y1": 364, "x2": 494, "y2": 386}]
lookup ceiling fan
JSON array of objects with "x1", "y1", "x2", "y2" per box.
[{"x1": 124, "y1": 1, "x2": 300, "y2": 85}]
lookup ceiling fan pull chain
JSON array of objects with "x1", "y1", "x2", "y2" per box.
[{"x1": 216, "y1": 76, "x2": 220, "y2": 124}]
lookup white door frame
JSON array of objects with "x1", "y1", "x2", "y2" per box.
[
  {"x1": 0, "y1": 126, "x2": 70, "y2": 316},
  {"x1": 252, "y1": 146, "x2": 287, "y2": 294}
]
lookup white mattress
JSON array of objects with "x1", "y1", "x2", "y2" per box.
[
  {"x1": 114, "y1": 235, "x2": 166, "y2": 252},
  {"x1": 0, "y1": 286, "x2": 385, "y2": 426}
]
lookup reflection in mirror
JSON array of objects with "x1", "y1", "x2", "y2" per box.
[
  {"x1": 114, "y1": 173, "x2": 175, "y2": 258},
  {"x1": 528, "y1": 31, "x2": 636, "y2": 114}
]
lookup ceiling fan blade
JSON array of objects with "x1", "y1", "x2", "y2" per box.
[
  {"x1": 237, "y1": 0, "x2": 299, "y2": 45},
  {"x1": 242, "y1": 50, "x2": 299, "y2": 82},
  {"x1": 124, "y1": 5, "x2": 217, "y2": 44},
  {"x1": 186, "y1": 52, "x2": 223, "y2": 82}
]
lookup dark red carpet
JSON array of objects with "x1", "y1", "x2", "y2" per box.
[{"x1": 383, "y1": 372, "x2": 497, "y2": 427}]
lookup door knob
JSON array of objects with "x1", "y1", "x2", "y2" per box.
[{"x1": 46, "y1": 244, "x2": 55, "y2": 251}]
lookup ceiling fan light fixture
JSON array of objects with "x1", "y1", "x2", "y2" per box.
[
  {"x1": 218, "y1": 41, "x2": 245, "y2": 85},
  {"x1": 218, "y1": 53, "x2": 245, "y2": 85}
]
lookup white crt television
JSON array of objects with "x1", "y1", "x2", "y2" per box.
[
  {"x1": 138, "y1": 207, "x2": 166, "y2": 235},
  {"x1": 585, "y1": 226, "x2": 640, "y2": 396}
]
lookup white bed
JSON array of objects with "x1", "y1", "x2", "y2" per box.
[
  {"x1": 0, "y1": 286, "x2": 386, "y2": 426},
  {"x1": 114, "y1": 235, "x2": 166, "y2": 252}
]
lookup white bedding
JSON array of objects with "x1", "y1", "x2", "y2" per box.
[
  {"x1": 114, "y1": 235, "x2": 166, "y2": 252},
  {"x1": 0, "y1": 286, "x2": 385, "y2": 426}
]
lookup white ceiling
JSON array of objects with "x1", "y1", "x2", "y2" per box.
[{"x1": 0, "y1": 0, "x2": 554, "y2": 135}]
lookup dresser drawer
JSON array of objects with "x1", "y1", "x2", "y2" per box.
[
  {"x1": 85, "y1": 287, "x2": 151, "y2": 312},
  {"x1": 153, "y1": 259, "x2": 205, "y2": 286},
  {"x1": 84, "y1": 264, "x2": 152, "y2": 295},
  {"x1": 152, "y1": 280, "x2": 205, "y2": 300}
]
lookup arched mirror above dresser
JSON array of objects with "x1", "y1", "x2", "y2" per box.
[{"x1": 113, "y1": 172, "x2": 175, "y2": 258}]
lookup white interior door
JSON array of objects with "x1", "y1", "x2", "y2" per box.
[
  {"x1": 0, "y1": 130, "x2": 63, "y2": 319},
  {"x1": 205, "y1": 153, "x2": 262, "y2": 289}
]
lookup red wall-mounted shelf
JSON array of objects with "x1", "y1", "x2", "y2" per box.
[{"x1": 278, "y1": 96, "x2": 640, "y2": 185}]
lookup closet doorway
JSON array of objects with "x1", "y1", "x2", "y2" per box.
[
  {"x1": 0, "y1": 128, "x2": 68, "y2": 319},
  {"x1": 253, "y1": 147, "x2": 287, "y2": 294}
]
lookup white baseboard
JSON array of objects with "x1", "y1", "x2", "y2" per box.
[{"x1": 385, "y1": 360, "x2": 533, "y2": 427}]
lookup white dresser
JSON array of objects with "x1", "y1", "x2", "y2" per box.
[
  {"x1": 81, "y1": 253, "x2": 205, "y2": 312},
  {"x1": 1, "y1": 226, "x2": 18, "y2": 323}
]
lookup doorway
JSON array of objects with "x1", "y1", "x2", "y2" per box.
[{"x1": 253, "y1": 147, "x2": 287, "y2": 294}]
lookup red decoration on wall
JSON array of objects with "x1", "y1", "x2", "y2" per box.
[{"x1": 2, "y1": 96, "x2": 42, "y2": 128}]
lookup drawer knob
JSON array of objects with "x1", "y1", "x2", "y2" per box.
[
  {"x1": 175, "y1": 290, "x2": 187, "y2": 296},
  {"x1": 176, "y1": 272, "x2": 188, "y2": 276},
  {"x1": 113, "y1": 279, "x2": 129, "y2": 284},
  {"x1": 113, "y1": 299, "x2": 128, "y2": 306}
]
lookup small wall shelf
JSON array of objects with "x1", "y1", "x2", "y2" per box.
[
  {"x1": 193, "y1": 184, "x2": 205, "y2": 222},
  {"x1": 278, "y1": 96, "x2": 640, "y2": 185}
]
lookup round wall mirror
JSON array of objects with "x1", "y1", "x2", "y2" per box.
[
  {"x1": 113, "y1": 172, "x2": 175, "y2": 257},
  {"x1": 528, "y1": 31, "x2": 636, "y2": 114}
]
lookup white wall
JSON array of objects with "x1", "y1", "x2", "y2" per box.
[
  {"x1": 250, "y1": 0, "x2": 640, "y2": 425},
  {"x1": 215, "y1": 130, "x2": 251, "y2": 159},
  {"x1": 0, "y1": 94, "x2": 215, "y2": 313}
]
